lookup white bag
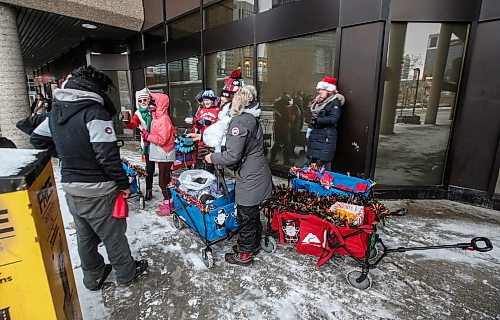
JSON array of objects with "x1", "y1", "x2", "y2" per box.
[{"x1": 179, "y1": 170, "x2": 216, "y2": 191}]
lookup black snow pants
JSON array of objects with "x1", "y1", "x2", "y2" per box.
[{"x1": 236, "y1": 204, "x2": 262, "y2": 253}]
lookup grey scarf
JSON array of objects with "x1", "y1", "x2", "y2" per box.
[{"x1": 309, "y1": 94, "x2": 336, "y2": 118}]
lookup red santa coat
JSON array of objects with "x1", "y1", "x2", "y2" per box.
[{"x1": 193, "y1": 106, "x2": 220, "y2": 148}]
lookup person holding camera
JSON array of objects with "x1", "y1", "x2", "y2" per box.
[
  {"x1": 306, "y1": 76, "x2": 345, "y2": 170},
  {"x1": 190, "y1": 85, "x2": 273, "y2": 267}
]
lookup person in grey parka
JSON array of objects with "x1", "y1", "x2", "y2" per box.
[{"x1": 191, "y1": 85, "x2": 273, "y2": 267}]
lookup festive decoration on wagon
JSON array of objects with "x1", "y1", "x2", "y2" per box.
[
  {"x1": 290, "y1": 164, "x2": 377, "y2": 194},
  {"x1": 168, "y1": 178, "x2": 215, "y2": 212},
  {"x1": 269, "y1": 185, "x2": 391, "y2": 226},
  {"x1": 121, "y1": 158, "x2": 147, "y2": 178}
]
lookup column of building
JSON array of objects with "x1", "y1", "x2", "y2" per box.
[{"x1": 0, "y1": 4, "x2": 30, "y2": 148}]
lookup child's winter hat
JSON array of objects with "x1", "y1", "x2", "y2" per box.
[
  {"x1": 201, "y1": 88, "x2": 216, "y2": 101},
  {"x1": 316, "y1": 76, "x2": 337, "y2": 92},
  {"x1": 221, "y1": 69, "x2": 244, "y2": 99}
]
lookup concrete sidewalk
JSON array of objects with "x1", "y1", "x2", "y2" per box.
[
  {"x1": 66, "y1": 201, "x2": 500, "y2": 318},
  {"x1": 57, "y1": 148, "x2": 500, "y2": 319}
]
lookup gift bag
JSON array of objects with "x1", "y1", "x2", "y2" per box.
[
  {"x1": 113, "y1": 193, "x2": 129, "y2": 219},
  {"x1": 296, "y1": 216, "x2": 331, "y2": 257}
]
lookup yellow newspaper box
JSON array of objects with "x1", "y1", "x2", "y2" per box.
[{"x1": 0, "y1": 149, "x2": 82, "y2": 320}]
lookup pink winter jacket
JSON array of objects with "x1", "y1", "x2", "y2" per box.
[{"x1": 147, "y1": 93, "x2": 175, "y2": 153}]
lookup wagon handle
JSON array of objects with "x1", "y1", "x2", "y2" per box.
[
  {"x1": 386, "y1": 237, "x2": 493, "y2": 254},
  {"x1": 468, "y1": 237, "x2": 493, "y2": 252}
]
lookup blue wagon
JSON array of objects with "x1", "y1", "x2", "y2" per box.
[{"x1": 170, "y1": 180, "x2": 276, "y2": 268}]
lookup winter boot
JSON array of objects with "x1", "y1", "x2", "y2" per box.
[
  {"x1": 123, "y1": 259, "x2": 148, "y2": 286},
  {"x1": 88, "y1": 264, "x2": 112, "y2": 291},
  {"x1": 224, "y1": 251, "x2": 254, "y2": 267},
  {"x1": 156, "y1": 199, "x2": 171, "y2": 216},
  {"x1": 145, "y1": 189, "x2": 153, "y2": 201},
  {"x1": 232, "y1": 244, "x2": 261, "y2": 256}
]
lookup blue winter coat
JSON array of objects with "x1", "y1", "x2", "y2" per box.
[{"x1": 306, "y1": 96, "x2": 343, "y2": 162}]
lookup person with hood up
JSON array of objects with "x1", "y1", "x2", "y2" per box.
[
  {"x1": 306, "y1": 76, "x2": 345, "y2": 170},
  {"x1": 122, "y1": 88, "x2": 158, "y2": 201},
  {"x1": 139, "y1": 92, "x2": 176, "y2": 216},
  {"x1": 30, "y1": 65, "x2": 148, "y2": 290},
  {"x1": 189, "y1": 85, "x2": 273, "y2": 267}
]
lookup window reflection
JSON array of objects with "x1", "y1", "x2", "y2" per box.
[
  {"x1": 103, "y1": 71, "x2": 132, "y2": 135},
  {"x1": 168, "y1": 57, "x2": 202, "y2": 129},
  {"x1": 258, "y1": 0, "x2": 301, "y2": 13},
  {"x1": 204, "y1": 0, "x2": 255, "y2": 29},
  {"x1": 205, "y1": 46, "x2": 254, "y2": 96},
  {"x1": 168, "y1": 11, "x2": 200, "y2": 41},
  {"x1": 257, "y1": 31, "x2": 336, "y2": 167},
  {"x1": 145, "y1": 63, "x2": 167, "y2": 93},
  {"x1": 376, "y1": 22, "x2": 468, "y2": 186},
  {"x1": 166, "y1": 0, "x2": 199, "y2": 20},
  {"x1": 144, "y1": 25, "x2": 165, "y2": 49}
]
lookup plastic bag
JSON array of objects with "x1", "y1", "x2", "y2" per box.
[{"x1": 179, "y1": 170, "x2": 216, "y2": 191}]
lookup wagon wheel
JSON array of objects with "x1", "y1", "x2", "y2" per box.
[
  {"x1": 368, "y1": 246, "x2": 379, "y2": 261},
  {"x1": 172, "y1": 213, "x2": 183, "y2": 229},
  {"x1": 346, "y1": 270, "x2": 371, "y2": 290},
  {"x1": 201, "y1": 248, "x2": 214, "y2": 268},
  {"x1": 260, "y1": 236, "x2": 277, "y2": 253}
]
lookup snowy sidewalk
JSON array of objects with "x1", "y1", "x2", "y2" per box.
[{"x1": 53, "y1": 152, "x2": 500, "y2": 320}]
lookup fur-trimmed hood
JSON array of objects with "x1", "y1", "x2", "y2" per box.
[{"x1": 229, "y1": 85, "x2": 258, "y2": 117}]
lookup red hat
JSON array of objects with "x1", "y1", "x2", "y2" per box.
[
  {"x1": 316, "y1": 76, "x2": 337, "y2": 92},
  {"x1": 221, "y1": 69, "x2": 244, "y2": 98}
]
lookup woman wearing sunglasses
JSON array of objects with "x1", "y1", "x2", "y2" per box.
[{"x1": 122, "y1": 88, "x2": 159, "y2": 202}]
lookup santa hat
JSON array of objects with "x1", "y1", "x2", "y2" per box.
[
  {"x1": 201, "y1": 88, "x2": 216, "y2": 101},
  {"x1": 316, "y1": 76, "x2": 337, "y2": 92},
  {"x1": 221, "y1": 69, "x2": 244, "y2": 99}
]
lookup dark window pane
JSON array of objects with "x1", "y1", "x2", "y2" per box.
[
  {"x1": 205, "y1": 45, "x2": 254, "y2": 96},
  {"x1": 168, "y1": 57, "x2": 202, "y2": 129},
  {"x1": 168, "y1": 11, "x2": 201, "y2": 41},
  {"x1": 145, "y1": 63, "x2": 167, "y2": 93},
  {"x1": 144, "y1": 25, "x2": 165, "y2": 49},
  {"x1": 257, "y1": 31, "x2": 336, "y2": 168},
  {"x1": 204, "y1": 0, "x2": 255, "y2": 30},
  {"x1": 103, "y1": 71, "x2": 132, "y2": 136},
  {"x1": 376, "y1": 22, "x2": 469, "y2": 186},
  {"x1": 166, "y1": 0, "x2": 199, "y2": 20}
]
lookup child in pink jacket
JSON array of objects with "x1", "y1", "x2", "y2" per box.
[{"x1": 139, "y1": 91, "x2": 176, "y2": 215}]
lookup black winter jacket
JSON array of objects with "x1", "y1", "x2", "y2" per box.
[
  {"x1": 31, "y1": 78, "x2": 129, "y2": 190},
  {"x1": 306, "y1": 94, "x2": 344, "y2": 162}
]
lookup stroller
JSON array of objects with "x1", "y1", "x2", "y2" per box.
[{"x1": 170, "y1": 168, "x2": 275, "y2": 268}]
